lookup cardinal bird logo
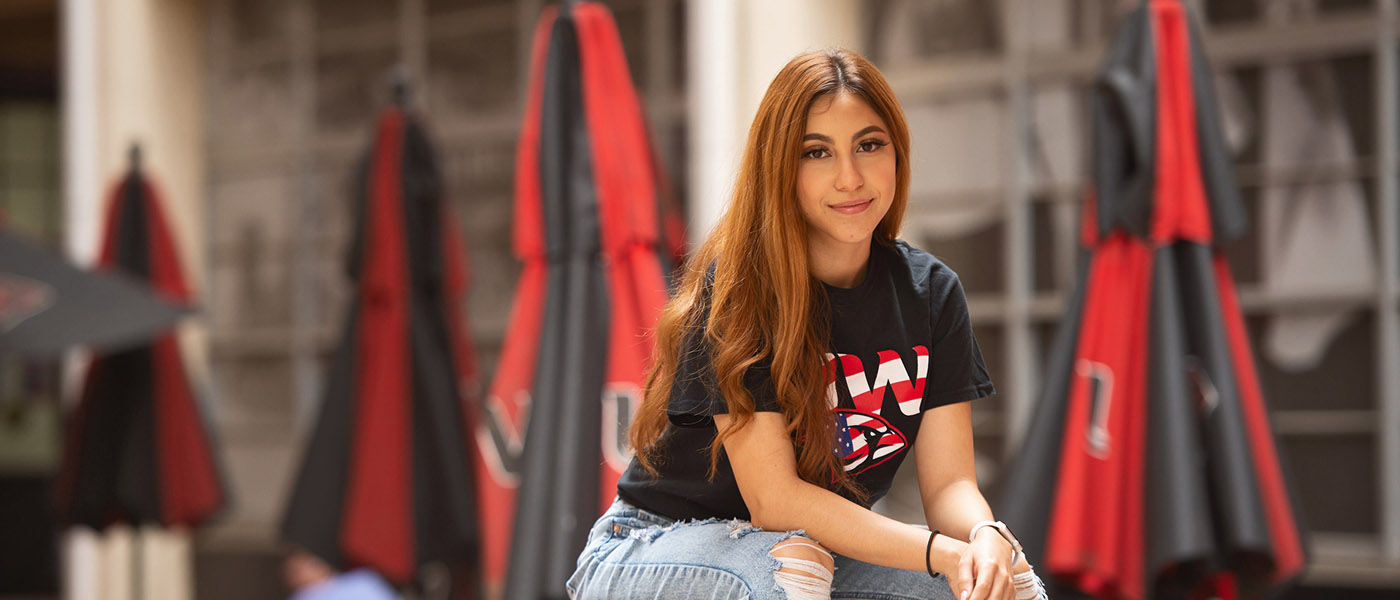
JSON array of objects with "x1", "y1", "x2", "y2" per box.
[
  {"x1": 826, "y1": 346, "x2": 927, "y2": 474},
  {"x1": 834, "y1": 408, "x2": 908, "y2": 474}
]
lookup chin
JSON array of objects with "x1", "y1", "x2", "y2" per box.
[{"x1": 839, "y1": 232, "x2": 875, "y2": 245}]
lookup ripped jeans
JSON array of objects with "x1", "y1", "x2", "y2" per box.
[{"x1": 567, "y1": 498, "x2": 956, "y2": 600}]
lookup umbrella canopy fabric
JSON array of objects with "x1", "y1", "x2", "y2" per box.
[
  {"x1": 996, "y1": 2, "x2": 1307, "y2": 599},
  {"x1": 280, "y1": 106, "x2": 480, "y2": 586},
  {"x1": 0, "y1": 226, "x2": 183, "y2": 358},
  {"x1": 573, "y1": 0, "x2": 673, "y2": 534},
  {"x1": 470, "y1": 7, "x2": 556, "y2": 599},
  {"x1": 483, "y1": 3, "x2": 677, "y2": 599},
  {"x1": 55, "y1": 169, "x2": 225, "y2": 530}
]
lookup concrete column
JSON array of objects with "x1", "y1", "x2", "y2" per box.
[
  {"x1": 686, "y1": 0, "x2": 863, "y2": 239},
  {"x1": 96, "y1": 0, "x2": 206, "y2": 285},
  {"x1": 61, "y1": 1, "x2": 206, "y2": 599},
  {"x1": 63, "y1": 0, "x2": 100, "y2": 267}
]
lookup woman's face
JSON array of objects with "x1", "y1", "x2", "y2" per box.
[{"x1": 796, "y1": 91, "x2": 896, "y2": 255}]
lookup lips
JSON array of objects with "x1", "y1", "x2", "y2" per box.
[{"x1": 829, "y1": 198, "x2": 874, "y2": 215}]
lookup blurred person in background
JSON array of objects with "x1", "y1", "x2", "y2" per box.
[{"x1": 285, "y1": 547, "x2": 395, "y2": 600}]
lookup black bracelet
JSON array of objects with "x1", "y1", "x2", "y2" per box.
[{"x1": 925, "y1": 530, "x2": 940, "y2": 579}]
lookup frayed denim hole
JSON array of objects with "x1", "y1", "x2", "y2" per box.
[
  {"x1": 632, "y1": 517, "x2": 717, "y2": 542},
  {"x1": 769, "y1": 554, "x2": 786, "y2": 598},
  {"x1": 726, "y1": 519, "x2": 760, "y2": 539},
  {"x1": 763, "y1": 530, "x2": 816, "y2": 573},
  {"x1": 768, "y1": 532, "x2": 831, "y2": 600}
]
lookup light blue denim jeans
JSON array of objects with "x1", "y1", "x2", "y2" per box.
[{"x1": 567, "y1": 498, "x2": 957, "y2": 599}]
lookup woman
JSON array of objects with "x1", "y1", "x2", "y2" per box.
[{"x1": 568, "y1": 49, "x2": 1046, "y2": 600}]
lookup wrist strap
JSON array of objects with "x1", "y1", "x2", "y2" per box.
[{"x1": 925, "y1": 530, "x2": 940, "y2": 579}]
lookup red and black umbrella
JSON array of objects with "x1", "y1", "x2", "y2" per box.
[
  {"x1": 279, "y1": 100, "x2": 481, "y2": 588},
  {"x1": 481, "y1": 2, "x2": 679, "y2": 598},
  {"x1": 55, "y1": 159, "x2": 226, "y2": 530},
  {"x1": 996, "y1": 2, "x2": 1308, "y2": 599}
]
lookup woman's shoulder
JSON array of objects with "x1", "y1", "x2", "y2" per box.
[
  {"x1": 887, "y1": 239, "x2": 963, "y2": 294},
  {"x1": 887, "y1": 240, "x2": 973, "y2": 333}
]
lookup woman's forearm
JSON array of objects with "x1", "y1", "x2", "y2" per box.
[
  {"x1": 922, "y1": 477, "x2": 1032, "y2": 574},
  {"x1": 921, "y1": 477, "x2": 994, "y2": 541},
  {"x1": 720, "y1": 412, "x2": 968, "y2": 575},
  {"x1": 751, "y1": 476, "x2": 967, "y2": 575}
]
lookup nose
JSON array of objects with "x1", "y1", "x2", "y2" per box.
[{"x1": 834, "y1": 154, "x2": 864, "y2": 192}]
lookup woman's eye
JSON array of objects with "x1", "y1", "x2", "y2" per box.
[
  {"x1": 858, "y1": 139, "x2": 888, "y2": 152},
  {"x1": 802, "y1": 147, "x2": 829, "y2": 159}
]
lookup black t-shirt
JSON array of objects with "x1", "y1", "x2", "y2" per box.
[{"x1": 616, "y1": 240, "x2": 995, "y2": 522}]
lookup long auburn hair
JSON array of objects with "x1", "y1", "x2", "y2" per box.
[{"x1": 630, "y1": 49, "x2": 911, "y2": 499}]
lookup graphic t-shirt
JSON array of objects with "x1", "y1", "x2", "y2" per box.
[{"x1": 616, "y1": 240, "x2": 995, "y2": 521}]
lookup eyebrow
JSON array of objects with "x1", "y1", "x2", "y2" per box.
[{"x1": 802, "y1": 125, "x2": 888, "y2": 143}]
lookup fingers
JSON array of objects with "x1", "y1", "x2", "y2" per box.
[
  {"x1": 969, "y1": 557, "x2": 1015, "y2": 600},
  {"x1": 968, "y1": 560, "x2": 994, "y2": 600},
  {"x1": 993, "y1": 563, "x2": 1012, "y2": 600},
  {"x1": 958, "y1": 554, "x2": 975, "y2": 600}
]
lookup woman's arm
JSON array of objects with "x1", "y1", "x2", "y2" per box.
[
  {"x1": 714, "y1": 413, "x2": 967, "y2": 576},
  {"x1": 915, "y1": 402, "x2": 997, "y2": 541},
  {"x1": 915, "y1": 401, "x2": 1025, "y2": 599}
]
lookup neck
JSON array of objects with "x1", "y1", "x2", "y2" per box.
[{"x1": 808, "y1": 238, "x2": 872, "y2": 289}]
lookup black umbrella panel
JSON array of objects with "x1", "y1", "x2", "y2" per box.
[
  {"x1": 0, "y1": 226, "x2": 183, "y2": 358},
  {"x1": 468, "y1": 7, "x2": 557, "y2": 596},
  {"x1": 280, "y1": 106, "x2": 480, "y2": 586},
  {"x1": 996, "y1": 1, "x2": 1308, "y2": 599},
  {"x1": 56, "y1": 169, "x2": 226, "y2": 530},
  {"x1": 493, "y1": 2, "x2": 678, "y2": 599}
]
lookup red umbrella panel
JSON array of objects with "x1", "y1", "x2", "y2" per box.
[
  {"x1": 996, "y1": 2, "x2": 1308, "y2": 599},
  {"x1": 573, "y1": 0, "x2": 673, "y2": 518},
  {"x1": 280, "y1": 107, "x2": 480, "y2": 586},
  {"x1": 481, "y1": 3, "x2": 680, "y2": 599},
  {"x1": 56, "y1": 170, "x2": 226, "y2": 530}
]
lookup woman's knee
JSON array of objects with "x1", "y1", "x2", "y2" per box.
[{"x1": 769, "y1": 536, "x2": 834, "y2": 600}]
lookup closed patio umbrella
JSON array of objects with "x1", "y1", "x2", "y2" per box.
[
  {"x1": 56, "y1": 154, "x2": 225, "y2": 531},
  {"x1": 996, "y1": 2, "x2": 1308, "y2": 599},
  {"x1": 280, "y1": 96, "x2": 480, "y2": 589},
  {"x1": 489, "y1": 3, "x2": 679, "y2": 598}
]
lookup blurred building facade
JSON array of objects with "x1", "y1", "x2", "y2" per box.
[
  {"x1": 0, "y1": 0, "x2": 1396, "y2": 598},
  {"x1": 1, "y1": 1, "x2": 63, "y2": 596}
]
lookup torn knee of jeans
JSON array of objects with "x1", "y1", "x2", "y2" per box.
[{"x1": 769, "y1": 537, "x2": 833, "y2": 600}]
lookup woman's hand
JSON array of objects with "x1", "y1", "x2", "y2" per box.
[{"x1": 955, "y1": 528, "x2": 1015, "y2": 600}]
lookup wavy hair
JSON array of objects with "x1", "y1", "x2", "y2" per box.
[{"x1": 630, "y1": 48, "x2": 911, "y2": 500}]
